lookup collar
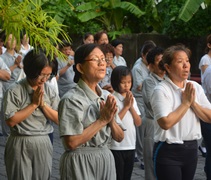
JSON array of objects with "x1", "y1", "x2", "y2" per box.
[
  {"x1": 151, "y1": 72, "x2": 165, "y2": 82},
  {"x1": 165, "y1": 76, "x2": 187, "y2": 91},
  {"x1": 78, "y1": 78, "x2": 105, "y2": 101},
  {"x1": 113, "y1": 91, "x2": 124, "y2": 102},
  {"x1": 23, "y1": 78, "x2": 34, "y2": 95}
]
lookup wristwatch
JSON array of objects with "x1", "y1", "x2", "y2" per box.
[{"x1": 40, "y1": 102, "x2": 47, "y2": 109}]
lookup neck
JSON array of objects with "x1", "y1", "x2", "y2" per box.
[
  {"x1": 208, "y1": 50, "x2": 211, "y2": 57},
  {"x1": 169, "y1": 76, "x2": 185, "y2": 88},
  {"x1": 23, "y1": 43, "x2": 29, "y2": 48},
  {"x1": 82, "y1": 79, "x2": 99, "y2": 95},
  {"x1": 6, "y1": 49, "x2": 15, "y2": 56}
]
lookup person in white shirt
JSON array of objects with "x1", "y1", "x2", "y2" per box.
[
  {"x1": 198, "y1": 34, "x2": 211, "y2": 160},
  {"x1": 19, "y1": 33, "x2": 33, "y2": 57},
  {"x1": 110, "y1": 66, "x2": 141, "y2": 180},
  {"x1": 199, "y1": 34, "x2": 211, "y2": 86},
  {"x1": 111, "y1": 39, "x2": 127, "y2": 67},
  {"x1": 151, "y1": 45, "x2": 211, "y2": 180}
]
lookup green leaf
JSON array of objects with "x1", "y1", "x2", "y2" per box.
[
  {"x1": 179, "y1": 0, "x2": 204, "y2": 22},
  {"x1": 75, "y1": 2, "x2": 97, "y2": 11},
  {"x1": 78, "y1": 11, "x2": 105, "y2": 22},
  {"x1": 119, "y1": 2, "x2": 145, "y2": 17}
]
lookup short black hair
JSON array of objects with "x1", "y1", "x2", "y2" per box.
[
  {"x1": 111, "y1": 39, "x2": 124, "y2": 47},
  {"x1": 140, "y1": 40, "x2": 156, "y2": 56},
  {"x1": 58, "y1": 40, "x2": 72, "y2": 50},
  {"x1": 146, "y1": 47, "x2": 164, "y2": 65},
  {"x1": 111, "y1": 66, "x2": 133, "y2": 93},
  {"x1": 99, "y1": 43, "x2": 115, "y2": 57},
  {"x1": 73, "y1": 43, "x2": 100, "y2": 83},
  {"x1": 23, "y1": 49, "x2": 57, "y2": 79}
]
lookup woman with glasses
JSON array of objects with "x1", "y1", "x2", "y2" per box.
[
  {"x1": 59, "y1": 43, "x2": 124, "y2": 180},
  {"x1": 3, "y1": 49, "x2": 60, "y2": 180}
]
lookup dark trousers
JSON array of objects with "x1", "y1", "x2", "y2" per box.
[
  {"x1": 111, "y1": 150, "x2": 135, "y2": 180},
  {"x1": 48, "y1": 132, "x2": 54, "y2": 144},
  {"x1": 200, "y1": 120, "x2": 211, "y2": 180},
  {"x1": 153, "y1": 140, "x2": 198, "y2": 180}
]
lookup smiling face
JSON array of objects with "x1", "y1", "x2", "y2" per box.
[
  {"x1": 165, "y1": 50, "x2": 190, "y2": 87},
  {"x1": 77, "y1": 47, "x2": 106, "y2": 86}
]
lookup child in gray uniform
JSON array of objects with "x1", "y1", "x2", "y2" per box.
[{"x1": 3, "y1": 49, "x2": 60, "y2": 180}]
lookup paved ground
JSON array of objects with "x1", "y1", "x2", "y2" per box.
[{"x1": 0, "y1": 124, "x2": 206, "y2": 180}]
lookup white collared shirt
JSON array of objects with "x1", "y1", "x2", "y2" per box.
[{"x1": 151, "y1": 76, "x2": 211, "y2": 144}]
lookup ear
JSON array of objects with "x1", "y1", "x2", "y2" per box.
[
  {"x1": 164, "y1": 63, "x2": 170, "y2": 74},
  {"x1": 207, "y1": 43, "x2": 211, "y2": 49},
  {"x1": 76, "y1": 63, "x2": 84, "y2": 75},
  {"x1": 148, "y1": 63, "x2": 154, "y2": 72}
]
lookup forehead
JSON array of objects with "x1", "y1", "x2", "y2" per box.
[
  {"x1": 87, "y1": 35, "x2": 94, "y2": 39},
  {"x1": 155, "y1": 54, "x2": 163, "y2": 61},
  {"x1": 89, "y1": 47, "x2": 104, "y2": 56},
  {"x1": 62, "y1": 46, "x2": 71, "y2": 50},
  {"x1": 173, "y1": 50, "x2": 188, "y2": 59},
  {"x1": 120, "y1": 75, "x2": 132, "y2": 81},
  {"x1": 40, "y1": 66, "x2": 52, "y2": 73},
  {"x1": 100, "y1": 33, "x2": 108, "y2": 40},
  {"x1": 106, "y1": 52, "x2": 113, "y2": 57},
  {"x1": 116, "y1": 44, "x2": 123, "y2": 48}
]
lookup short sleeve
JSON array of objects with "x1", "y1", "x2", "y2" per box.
[{"x1": 58, "y1": 97, "x2": 84, "y2": 136}]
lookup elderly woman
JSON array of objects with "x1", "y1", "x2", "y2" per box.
[
  {"x1": 151, "y1": 45, "x2": 211, "y2": 180},
  {"x1": 58, "y1": 43, "x2": 124, "y2": 180},
  {"x1": 3, "y1": 49, "x2": 59, "y2": 180}
]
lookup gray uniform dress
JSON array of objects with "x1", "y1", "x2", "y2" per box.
[
  {"x1": 142, "y1": 72, "x2": 164, "y2": 180},
  {"x1": 59, "y1": 79, "x2": 123, "y2": 180},
  {"x1": 1, "y1": 51, "x2": 23, "y2": 92},
  {"x1": 3, "y1": 78, "x2": 60, "y2": 180},
  {"x1": 1, "y1": 51, "x2": 23, "y2": 136},
  {"x1": 57, "y1": 58, "x2": 76, "y2": 98},
  {"x1": 131, "y1": 59, "x2": 149, "y2": 163}
]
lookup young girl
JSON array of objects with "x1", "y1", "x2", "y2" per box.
[{"x1": 110, "y1": 66, "x2": 142, "y2": 180}]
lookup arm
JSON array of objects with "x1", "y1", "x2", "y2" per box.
[
  {"x1": 102, "y1": 84, "x2": 114, "y2": 93},
  {"x1": 118, "y1": 92, "x2": 141, "y2": 127},
  {"x1": 64, "y1": 120, "x2": 107, "y2": 150},
  {"x1": 110, "y1": 62, "x2": 116, "y2": 69},
  {"x1": 6, "y1": 85, "x2": 58, "y2": 127},
  {"x1": 40, "y1": 103, "x2": 59, "y2": 125},
  {"x1": 201, "y1": 65, "x2": 209, "y2": 74},
  {"x1": 109, "y1": 118, "x2": 124, "y2": 142},
  {"x1": 157, "y1": 82, "x2": 194, "y2": 130},
  {"x1": 59, "y1": 60, "x2": 74, "y2": 76},
  {"x1": 191, "y1": 101, "x2": 211, "y2": 123},
  {"x1": 9, "y1": 55, "x2": 22, "y2": 72},
  {"x1": 64, "y1": 94, "x2": 122, "y2": 150},
  {"x1": 157, "y1": 103, "x2": 190, "y2": 130},
  {"x1": 0, "y1": 69, "x2": 10, "y2": 81},
  {"x1": 130, "y1": 104, "x2": 142, "y2": 127},
  {"x1": 6, "y1": 103, "x2": 38, "y2": 127}
]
